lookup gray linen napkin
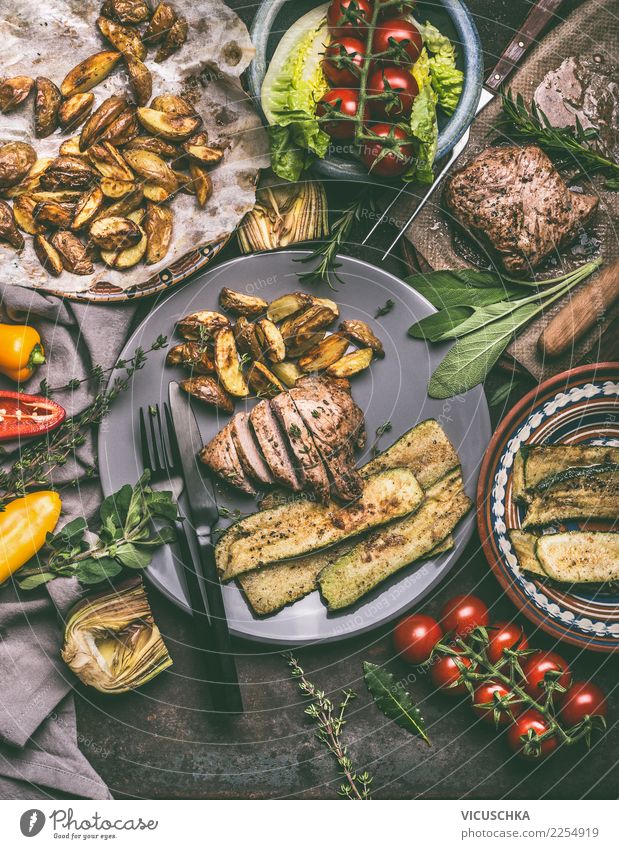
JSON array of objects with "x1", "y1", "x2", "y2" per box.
[{"x1": 0, "y1": 283, "x2": 138, "y2": 800}]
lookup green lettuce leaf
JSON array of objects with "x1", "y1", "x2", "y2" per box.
[
  {"x1": 406, "y1": 80, "x2": 438, "y2": 184},
  {"x1": 420, "y1": 21, "x2": 464, "y2": 116}
]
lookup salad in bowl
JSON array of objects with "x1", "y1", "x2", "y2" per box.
[{"x1": 259, "y1": 0, "x2": 467, "y2": 182}]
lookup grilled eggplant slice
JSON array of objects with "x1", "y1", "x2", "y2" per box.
[
  {"x1": 255, "y1": 319, "x2": 286, "y2": 363},
  {"x1": 50, "y1": 231, "x2": 93, "y2": 274},
  {"x1": 219, "y1": 288, "x2": 267, "y2": 317},
  {"x1": 267, "y1": 292, "x2": 313, "y2": 323},
  {"x1": 166, "y1": 342, "x2": 215, "y2": 374},
  {"x1": 214, "y1": 328, "x2": 249, "y2": 398},
  {"x1": 246, "y1": 362, "x2": 285, "y2": 398},
  {"x1": 97, "y1": 16, "x2": 147, "y2": 60},
  {"x1": 340, "y1": 319, "x2": 384, "y2": 358},
  {"x1": 512, "y1": 445, "x2": 619, "y2": 503},
  {"x1": 58, "y1": 93, "x2": 95, "y2": 130},
  {"x1": 0, "y1": 201, "x2": 25, "y2": 250},
  {"x1": 0, "y1": 76, "x2": 34, "y2": 112},
  {"x1": 299, "y1": 333, "x2": 349, "y2": 372},
  {"x1": 181, "y1": 376, "x2": 234, "y2": 414},
  {"x1": 217, "y1": 468, "x2": 424, "y2": 581},
  {"x1": 0, "y1": 142, "x2": 37, "y2": 189},
  {"x1": 143, "y1": 202, "x2": 173, "y2": 264},
  {"x1": 33, "y1": 234, "x2": 63, "y2": 276},
  {"x1": 71, "y1": 186, "x2": 105, "y2": 230},
  {"x1": 34, "y1": 77, "x2": 62, "y2": 138},
  {"x1": 522, "y1": 466, "x2": 619, "y2": 528},
  {"x1": 61, "y1": 51, "x2": 122, "y2": 97},
  {"x1": 326, "y1": 347, "x2": 373, "y2": 378},
  {"x1": 177, "y1": 310, "x2": 230, "y2": 341}
]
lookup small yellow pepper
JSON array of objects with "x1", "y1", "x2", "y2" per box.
[
  {"x1": 0, "y1": 323, "x2": 46, "y2": 383},
  {"x1": 0, "y1": 491, "x2": 62, "y2": 584}
]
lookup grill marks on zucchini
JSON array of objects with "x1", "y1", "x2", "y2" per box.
[
  {"x1": 522, "y1": 467, "x2": 619, "y2": 528},
  {"x1": 512, "y1": 444, "x2": 619, "y2": 503},
  {"x1": 510, "y1": 530, "x2": 619, "y2": 584}
]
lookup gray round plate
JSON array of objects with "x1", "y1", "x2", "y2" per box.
[{"x1": 98, "y1": 250, "x2": 490, "y2": 644}]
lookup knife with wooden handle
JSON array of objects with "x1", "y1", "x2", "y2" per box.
[{"x1": 538, "y1": 258, "x2": 619, "y2": 358}]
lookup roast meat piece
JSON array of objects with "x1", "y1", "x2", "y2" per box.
[
  {"x1": 231, "y1": 412, "x2": 274, "y2": 486},
  {"x1": 199, "y1": 421, "x2": 256, "y2": 495},
  {"x1": 249, "y1": 400, "x2": 301, "y2": 491},
  {"x1": 271, "y1": 391, "x2": 330, "y2": 502},
  {"x1": 444, "y1": 145, "x2": 598, "y2": 272}
]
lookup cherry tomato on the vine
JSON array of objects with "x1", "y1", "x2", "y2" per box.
[
  {"x1": 323, "y1": 37, "x2": 367, "y2": 87},
  {"x1": 327, "y1": 0, "x2": 373, "y2": 38},
  {"x1": 472, "y1": 681, "x2": 521, "y2": 726},
  {"x1": 372, "y1": 18, "x2": 423, "y2": 66},
  {"x1": 560, "y1": 681, "x2": 608, "y2": 727},
  {"x1": 393, "y1": 614, "x2": 443, "y2": 664},
  {"x1": 317, "y1": 88, "x2": 367, "y2": 140},
  {"x1": 522, "y1": 651, "x2": 571, "y2": 702},
  {"x1": 430, "y1": 652, "x2": 472, "y2": 696},
  {"x1": 486, "y1": 621, "x2": 529, "y2": 665},
  {"x1": 441, "y1": 594, "x2": 490, "y2": 638},
  {"x1": 367, "y1": 65, "x2": 419, "y2": 120},
  {"x1": 507, "y1": 710, "x2": 558, "y2": 760},
  {"x1": 359, "y1": 122, "x2": 415, "y2": 176}
]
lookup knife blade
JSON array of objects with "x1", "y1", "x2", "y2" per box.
[{"x1": 169, "y1": 381, "x2": 243, "y2": 714}]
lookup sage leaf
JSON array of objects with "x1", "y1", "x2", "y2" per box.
[
  {"x1": 363, "y1": 661, "x2": 431, "y2": 745},
  {"x1": 408, "y1": 307, "x2": 471, "y2": 341}
]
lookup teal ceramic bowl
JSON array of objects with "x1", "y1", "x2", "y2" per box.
[{"x1": 247, "y1": 0, "x2": 483, "y2": 181}]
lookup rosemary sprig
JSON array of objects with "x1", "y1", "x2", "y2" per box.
[
  {"x1": 296, "y1": 189, "x2": 374, "y2": 289},
  {"x1": 0, "y1": 337, "x2": 167, "y2": 507},
  {"x1": 286, "y1": 653, "x2": 372, "y2": 799},
  {"x1": 501, "y1": 90, "x2": 619, "y2": 181}
]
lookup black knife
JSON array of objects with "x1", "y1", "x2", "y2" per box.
[{"x1": 169, "y1": 381, "x2": 243, "y2": 715}]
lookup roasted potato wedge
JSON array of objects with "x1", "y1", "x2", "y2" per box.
[
  {"x1": 155, "y1": 15, "x2": 188, "y2": 62},
  {"x1": 88, "y1": 142, "x2": 134, "y2": 181},
  {"x1": 58, "y1": 93, "x2": 95, "y2": 130},
  {"x1": 177, "y1": 310, "x2": 230, "y2": 341},
  {"x1": 80, "y1": 95, "x2": 128, "y2": 150},
  {"x1": 280, "y1": 305, "x2": 335, "y2": 357},
  {"x1": 246, "y1": 362, "x2": 285, "y2": 399},
  {"x1": 142, "y1": 183, "x2": 171, "y2": 202},
  {"x1": 266, "y1": 291, "x2": 313, "y2": 323},
  {"x1": 0, "y1": 201, "x2": 24, "y2": 250},
  {"x1": 100, "y1": 178, "x2": 137, "y2": 198},
  {"x1": 13, "y1": 195, "x2": 45, "y2": 235},
  {"x1": 143, "y1": 201, "x2": 173, "y2": 264},
  {"x1": 89, "y1": 215, "x2": 142, "y2": 250},
  {"x1": 40, "y1": 156, "x2": 96, "y2": 191},
  {"x1": 97, "y1": 16, "x2": 147, "y2": 60},
  {"x1": 183, "y1": 141, "x2": 224, "y2": 166},
  {"x1": 214, "y1": 328, "x2": 249, "y2": 398},
  {"x1": 34, "y1": 77, "x2": 62, "y2": 138},
  {"x1": 326, "y1": 347, "x2": 373, "y2": 378},
  {"x1": 255, "y1": 319, "x2": 286, "y2": 363},
  {"x1": 61, "y1": 51, "x2": 122, "y2": 97},
  {"x1": 270, "y1": 361, "x2": 304, "y2": 388},
  {"x1": 339, "y1": 320, "x2": 385, "y2": 358},
  {"x1": 144, "y1": 2, "x2": 176, "y2": 44},
  {"x1": 124, "y1": 54, "x2": 152, "y2": 106},
  {"x1": 33, "y1": 234, "x2": 63, "y2": 276},
  {"x1": 50, "y1": 231, "x2": 93, "y2": 274},
  {"x1": 188, "y1": 161, "x2": 212, "y2": 207},
  {"x1": 137, "y1": 107, "x2": 202, "y2": 141},
  {"x1": 166, "y1": 342, "x2": 215, "y2": 374},
  {"x1": 299, "y1": 333, "x2": 350, "y2": 373},
  {"x1": 98, "y1": 107, "x2": 139, "y2": 146},
  {"x1": 71, "y1": 186, "x2": 105, "y2": 230},
  {"x1": 30, "y1": 190, "x2": 83, "y2": 203},
  {"x1": 1, "y1": 157, "x2": 51, "y2": 199},
  {"x1": 233, "y1": 316, "x2": 262, "y2": 360},
  {"x1": 98, "y1": 185, "x2": 144, "y2": 218},
  {"x1": 122, "y1": 136, "x2": 178, "y2": 158},
  {"x1": 122, "y1": 149, "x2": 177, "y2": 192},
  {"x1": 219, "y1": 288, "x2": 267, "y2": 318},
  {"x1": 34, "y1": 200, "x2": 76, "y2": 229},
  {"x1": 100, "y1": 224, "x2": 147, "y2": 267},
  {"x1": 150, "y1": 93, "x2": 195, "y2": 116},
  {"x1": 126, "y1": 207, "x2": 146, "y2": 225},
  {"x1": 312, "y1": 296, "x2": 339, "y2": 319},
  {"x1": 0, "y1": 142, "x2": 37, "y2": 189},
  {"x1": 180, "y1": 376, "x2": 234, "y2": 414},
  {"x1": 101, "y1": 0, "x2": 150, "y2": 24},
  {"x1": 59, "y1": 137, "x2": 88, "y2": 158},
  {"x1": 0, "y1": 76, "x2": 34, "y2": 113}
]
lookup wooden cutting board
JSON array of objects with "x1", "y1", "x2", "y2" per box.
[{"x1": 400, "y1": 0, "x2": 619, "y2": 382}]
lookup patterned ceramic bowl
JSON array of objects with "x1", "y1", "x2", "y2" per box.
[{"x1": 477, "y1": 363, "x2": 619, "y2": 653}]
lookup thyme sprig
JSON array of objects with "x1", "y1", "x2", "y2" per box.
[
  {"x1": 0, "y1": 338, "x2": 167, "y2": 507},
  {"x1": 286, "y1": 653, "x2": 372, "y2": 799},
  {"x1": 501, "y1": 90, "x2": 619, "y2": 184},
  {"x1": 432, "y1": 626, "x2": 606, "y2": 757}
]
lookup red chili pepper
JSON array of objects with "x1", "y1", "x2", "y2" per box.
[{"x1": 0, "y1": 391, "x2": 66, "y2": 441}]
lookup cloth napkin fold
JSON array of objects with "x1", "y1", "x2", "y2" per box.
[{"x1": 0, "y1": 282, "x2": 139, "y2": 800}]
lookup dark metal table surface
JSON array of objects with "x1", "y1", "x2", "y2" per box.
[{"x1": 75, "y1": 0, "x2": 619, "y2": 799}]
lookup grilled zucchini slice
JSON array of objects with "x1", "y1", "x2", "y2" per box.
[
  {"x1": 508, "y1": 529, "x2": 546, "y2": 577},
  {"x1": 536, "y1": 532, "x2": 619, "y2": 584},
  {"x1": 513, "y1": 445, "x2": 619, "y2": 503},
  {"x1": 522, "y1": 466, "x2": 619, "y2": 528}
]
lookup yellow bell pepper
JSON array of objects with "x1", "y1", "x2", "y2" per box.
[
  {"x1": 0, "y1": 324, "x2": 46, "y2": 383},
  {"x1": 0, "y1": 491, "x2": 62, "y2": 584}
]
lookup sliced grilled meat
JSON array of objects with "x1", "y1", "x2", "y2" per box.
[
  {"x1": 231, "y1": 412, "x2": 274, "y2": 486},
  {"x1": 444, "y1": 145, "x2": 598, "y2": 272},
  {"x1": 290, "y1": 375, "x2": 365, "y2": 501},
  {"x1": 249, "y1": 400, "x2": 301, "y2": 491},
  {"x1": 271, "y1": 391, "x2": 330, "y2": 502},
  {"x1": 199, "y1": 421, "x2": 256, "y2": 495}
]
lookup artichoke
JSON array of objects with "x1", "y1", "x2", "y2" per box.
[{"x1": 61, "y1": 578, "x2": 172, "y2": 694}]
